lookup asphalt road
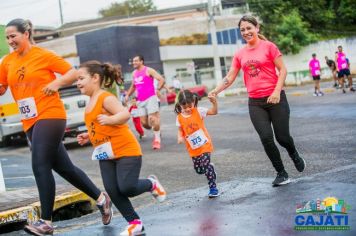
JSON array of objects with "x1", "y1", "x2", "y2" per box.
[{"x1": 1, "y1": 83, "x2": 356, "y2": 235}]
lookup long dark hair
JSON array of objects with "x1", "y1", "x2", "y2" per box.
[
  {"x1": 238, "y1": 15, "x2": 267, "y2": 41},
  {"x1": 6, "y1": 18, "x2": 35, "y2": 44},
  {"x1": 174, "y1": 90, "x2": 198, "y2": 114},
  {"x1": 79, "y1": 60, "x2": 122, "y2": 88}
]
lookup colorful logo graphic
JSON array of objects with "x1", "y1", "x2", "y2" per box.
[{"x1": 294, "y1": 197, "x2": 351, "y2": 231}]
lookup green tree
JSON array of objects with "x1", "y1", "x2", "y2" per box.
[
  {"x1": 275, "y1": 10, "x2": 317, "y2": 54},
  {"x1": 337, "y1": 0, "x2": 356, "y2": 24},
  {"x1": 99, "y1": 0, "x2": 157, "y2": 17}
]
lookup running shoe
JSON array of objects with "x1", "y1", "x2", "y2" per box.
[
  {"x1": 342, "y1": 89, "x2": 346, "y2": 93},
  {"x1": 148, "y1": 175, "x2": 167, "y2": 202},
  {"x1": 119, "y1": 219, "x2": 145, "y2": 236},
  {"x1": 350, "y1": 87, "x2": 355, "y2": 92},
  {"x1": 272, "y1": 170, "x2": 290, "y2": 186},
  {"x1": 313, "y1": 92, "x2": 318, "y2": 97},
  {"x1": 317, "y1": 91, "x2": 324, "y2": 96},
  {"x1": 290, "y1": 152, "x2": 306, "y2": 172},
  {"x1": 24, "y1": 219, "x2": 54, "y2": 235},
  {"x1": 96, "y1": 192, "x2": 113, "y2": 225},
  {"x1": 152, "y1": 139, "x2": 161, "y2": 150},
  {"x1": 208, "y1": 187, "x2": 220, "y2": 198}
]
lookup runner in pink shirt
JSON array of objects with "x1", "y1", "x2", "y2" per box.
[
  {"x1": 125, "y1": 55, "x2": 166, "y2": 149},
  {"x1": 335, "y1": 45, "x2": 355, "y2": 93},
  {"x1": 210, "y1": 15, "x2": 305, "y2": 187},
  {"x1": 309, "y1": 53, "x2": 324, "y2": 96}
]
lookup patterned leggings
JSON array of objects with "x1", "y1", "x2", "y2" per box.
[{"x1": 192, "y1": 152, "x2": 217, "y2": 189}]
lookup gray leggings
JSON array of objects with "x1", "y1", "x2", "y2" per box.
[
  {"x1": 26, "y1": 119, "x2": 101, "y2": 220},
  {"x1": 99, "y1": 156, "x2": 152, "y2": 222}
]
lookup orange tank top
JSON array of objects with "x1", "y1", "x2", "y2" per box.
[
  {"x1": 177, "y1": 107, "x2": 213, "y2": 157},
  {"x1": 85, "y1": 91, "x2": 142, "y2": 159}
]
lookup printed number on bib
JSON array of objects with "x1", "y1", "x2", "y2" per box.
[
  {"x1": 17, "y1": 97, "x2": 38, "y2": 120},
  {"x1": 92, "y1": 142, "x2": 114, "y2": 160},
  {"x1": 186, "y1": 129, "x2": 208, "y2": 149},
  {"x1": 315, "y1": 70, "x2": 320, "y2": 75},
  {"x1": 341, "y1": 63, "x2": 347, "y2": 69}
]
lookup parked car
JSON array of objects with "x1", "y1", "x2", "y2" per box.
[{"x1": 166, "y1": 85, "x2": 208, "y2": 104}]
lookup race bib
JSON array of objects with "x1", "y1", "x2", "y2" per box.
[
  {"x1": 92, "y1": 142, "x2": 114, "y2": 161},
  {"x1": 315, "y1": 70, "x2": 320, "y2": 75},
  {"x1": 131, "y1": 109, "x2": 138, "y2": 118},
  {"x1": 341, "y1": 63, "x2": 347, "y2": 69},
  {"x1": 314, "y1": 62, "x2": 318, "y2": 67},
  {"x1": 186, "y1": 129, "x2": 208, "y2": 150},
  {"x1": 17, "y1": 97, "x2": 38, "y2": 120}
]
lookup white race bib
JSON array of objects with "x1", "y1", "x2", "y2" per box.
[
  {"x1": 17, "y1": 97, "x2": 38, "y2": 120},
  {"x1": 315, "y1": 70, "x2": 320, "y2": 75},
  {"x1": 314, "y1": 62, "x2": 318, "y2": 67},
  {"x1": 92, "y1": 142, "x2": 114, "y2": 161},
  {"x1": 341, "y1": 63, "x2": 347, "y2": 69},
  {"x1": 131, "y1": 109, "x2": 138, "y2": 118},
  {"x1": 186, "y1": 129, "x2": 208, "y2": 150}
]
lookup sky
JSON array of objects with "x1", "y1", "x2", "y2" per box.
[{"x1": 0, "y1": 0, "x2": 204, "y2": 28}]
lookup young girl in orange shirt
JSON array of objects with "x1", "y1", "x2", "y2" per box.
[
  {"x1": 76, "y1": 61, "x2": 166, "y2": 236},
  {"x1": 175, "y1": 90, "x2": 219, "y2": 198}
]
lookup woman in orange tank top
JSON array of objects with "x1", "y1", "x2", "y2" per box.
[
  {"x1": 0, "y1": 19, "x2": 112, "y2": 235},
  {"x1": 76, "y1": 61, "x2": 167, "y2": 236},
  {"x1": 175, "y1": 90, "x2": 219, "y2": 198}
]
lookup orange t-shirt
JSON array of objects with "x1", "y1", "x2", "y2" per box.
[
  {"x1": 85, "y1": 91, "x2": 142, "y2": 159},
  {"x1": 0, "y1": 46, "x2": 72, "y2": 131},
  {"x1": 177, "y1": 107, "x2": 213, "y2": 157}
]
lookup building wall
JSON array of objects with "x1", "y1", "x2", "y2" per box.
[{"x1": 38, "y1": 36, "x2": 77, "y2": 56}]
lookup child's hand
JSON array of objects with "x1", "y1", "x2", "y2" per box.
[
  {"x1": 77, "y1": 133, "x2": 89, "y2": 146},
  {"x1": 208, "y1": 93, "x2": 217, "y2": 103},
  {"x1": 97, "y1": 114, "x2": 112, "y2": 125},
  {"x1": 177, "y1": 136, "x2": 184, "y2": 144}
]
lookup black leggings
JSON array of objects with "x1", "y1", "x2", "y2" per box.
[
  {"x1": 26, "y1": 119, "x2": 101, "y2": 220},
  {"x1": 99, "y1": 156, "x2": 152, "y2": 222},
  {"x1": 248, "y1": 91, "x2": 297, "y2": 173},
  {"x1": 192, "y1": 153, "x2": 217, "y2": 189}
]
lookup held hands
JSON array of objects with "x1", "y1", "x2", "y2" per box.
[
  {"x1": 208, "y1": 92, "x2": 217, "y2": 103},
  {"x1": 42, "y1": 80, "x2": 61, "y2": 96},
  {"x1": 208, "y1": 89, "x2": 217, "y2": 98},
  {"x1": 267, "y1": 90, "x2": 281, "y2": 104},
  {"x1": 97, "y1": 114, "x2": 113, "y2": 125},
  {"x1": 77, "y1": 132, "x2": 90, "y2": 146}
]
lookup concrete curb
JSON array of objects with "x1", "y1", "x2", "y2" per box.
[{"x1": 0, "y1": 191, "x2": 95, "y2": 227}]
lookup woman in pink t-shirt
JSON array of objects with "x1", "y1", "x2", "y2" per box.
[
  {"x1": 210, "y1": 15, "x2": 305, "y2": 187},
  {"x1": 309, "y1": 53, "x2": 324, "y2": 96}
]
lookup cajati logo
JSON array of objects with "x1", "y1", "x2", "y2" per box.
[{"x1": 294, "y1": 197, "x2": 351, "y2": 231}]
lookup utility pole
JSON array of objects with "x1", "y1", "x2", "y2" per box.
[
  {"x1": 208, "y1": 0, "x2": 225, "y2": 97},
  {"x1": 58, "y1": 0, "x2": 64, "y2": 26}
]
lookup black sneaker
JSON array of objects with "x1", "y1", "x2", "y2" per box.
[
  {"x1": 350, "y1": 87, "x2": 355, "y2": 92},
  {"x1": 342, "y1": 89, "x2": 346, "y2": 93},
  {"x1": 290, "y1": 152, "x2": 306, "y2": 172},
  {"x1": 272, "y1": 170, "x2": 290, "y2": 186}
]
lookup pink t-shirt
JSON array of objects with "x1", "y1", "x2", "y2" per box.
[
  {"x1": 133, "y1": 66, "x2": 156, "y2": 101},
  {"x1": 309, "y1": 59, "x2": 321, "y2": 76},
  {"x1": 232, "y1": 40, "x2": 282, "y2": 98},
  {"x1": 336, "y1": 52, "x2": 348, "y2": 70}
]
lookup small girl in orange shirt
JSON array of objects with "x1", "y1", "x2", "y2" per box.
[
  {"x1": 175, "y1": 90, "x2": 219, "y2": 198},
  {"x1": 76, "y1": 60, "x2": 166, "y2": 236}
]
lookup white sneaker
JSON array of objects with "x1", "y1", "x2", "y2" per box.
[
  {"x1": 148, "y1": 175, "x2": 167, "y2": 202},
  {"x1": 120, "y1": 220, "x2": 145, "y2": 236},
  {"x1": 313, "y1": 92, "x2": 318, "y2": 97}
]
